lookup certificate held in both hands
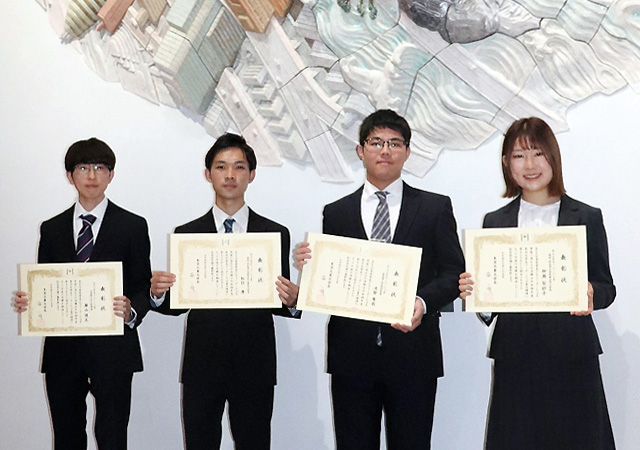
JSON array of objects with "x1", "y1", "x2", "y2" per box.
[
  {"x1": 297, "y1": 233, "x2": 422, "y2": 326},
  {"x1": 170, "y1": 232, "x2": 282, "y2": 309},
  {"x1": 20, "y1": 262, "x2": 124, "y2": 336},
  {"x1": 464, "y1": 226, "x2": 588, "y2": 312}
]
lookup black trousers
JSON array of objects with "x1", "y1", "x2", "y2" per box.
[
  {"x1": 331, "y1": 373, "x2": 437, "y2": 450},
  {"x1": 182, "y1": 379, "x2": 274, "y2": 450},
  {"x1": 45, "y1": 370, "x2": 133, "y2": 450}
]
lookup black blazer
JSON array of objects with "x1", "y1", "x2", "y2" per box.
[
  {"x1": 322, "y1": 183, "x2": 464, "y2": 379},
  {"x1": 155, "y1": 208, "x2": 297, "y2": 387},
  {"x1": 484, "y1": 195, "x2": 616, "y2": 361},
  {"x1": 38, "y1": 201, "x2": 152, "y2": 374}
]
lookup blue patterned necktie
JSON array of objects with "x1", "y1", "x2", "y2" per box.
[
  {"x1": 76, "y1": 214, "x2": 97, "y2": 262},
  {"x1": 371, "y1": 191, "x2": 390, "y2": 347},
  {"x1": 371, "y1": 191, "x2": 391, "y2": 243},
  {"x1": 223, "y1": 218, "x2": 235, "y2": 233}
]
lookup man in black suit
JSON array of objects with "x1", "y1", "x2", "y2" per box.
[
  {"x1": 12, "y1": 138, "x2": 152, "y2": 450},
  {"x1": 295, "y1": 110, "x2": 464, "y2": 449},
  {"x1": 150, "y1": 133, "x2": 299, "y2": 450}
]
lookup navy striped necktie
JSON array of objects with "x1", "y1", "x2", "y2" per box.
[
  {"x1": 371, "y1": 191, "x2": 391, "y2": 243},
  {"x1": 76, "y1": 214, "x2": 97, "y2": 262},
  {"x1": 223, "y1": 218, "x2": 235, "y2": 233}
]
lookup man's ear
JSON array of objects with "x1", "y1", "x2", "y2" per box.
[
  {"x1": 205, "y1": 168, "x2": 212, "y2": 182},
  {"x1": 249, "y1": 170, "x2": 256, "y2": 183},
  {"x1": 356, "y1": 145, "x2": 364, "y2": 161}
]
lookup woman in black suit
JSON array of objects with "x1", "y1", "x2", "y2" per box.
[{"x1": 459, "y1": 117, "x2": 616, "y2": 450}]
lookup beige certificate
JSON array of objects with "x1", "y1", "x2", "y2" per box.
[
  {"x1": 464, "y1": 226, "x2": 588, "y2": 312},
  {"x1": 20, "y1": 262, "x2": 124, "y2": 336},
  {"x1": 170, "y1": 233, "x2": 281, "y2": 309},
  {"x1": 297, "y1": 233, "x2": 422, "y2": 325}
]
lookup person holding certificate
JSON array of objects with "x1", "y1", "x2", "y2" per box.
[
  {"x1": 295, "y1": 109, "x2": 465, "y2": 449},
  {"x1": 149, "y1": 133, "x2": 300, "y2": 450},
  {"x1": 11, "y1": 138, "x2": 152, "y2": 450},
  {"x1": 459, "y1": 117, "x2": 616, "y2": 450}
]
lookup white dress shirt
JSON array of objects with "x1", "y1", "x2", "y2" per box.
[
  {"x1": 360, "y1": 178, "x2": 403, "y2": 240},
  {"x1": 73, "y1": 197, "x2": 136, "y2": 327}
]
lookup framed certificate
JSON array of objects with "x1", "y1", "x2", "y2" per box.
[
  {"x1": 20, "y1": 262, "x2": 124, "y2": 336},
  {"x1": 297, "y1": 233, "x2": 422, "y2": 325},
  {"x1": 169, "y1": 232, "x2": 282, "y2": 309},
  {"x1": 464, "y1": 226, "x2": 588, "y2": 312}
]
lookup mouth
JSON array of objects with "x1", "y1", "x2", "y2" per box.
[{"x1": 523, "y1": 174, "x2": 540, "y2": 180}]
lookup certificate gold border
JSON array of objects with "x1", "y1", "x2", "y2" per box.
[
  {"x1": 19, "y1": 262, "x2": 124, "y2": 336},
  {"x1": 464, "y1": 226, "x2": 588, "y2": 312},
  {"x1": 297, "y1": 233, "x2": 421, "y2": 325},
  {"x1": 169, "y1": 233, "x2": 282, "y2": 309}
]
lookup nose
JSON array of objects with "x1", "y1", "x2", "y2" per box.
[
  {"x1": 225, "y1": 168, "x2": 235, "y2": 180},
  {"x1": 87, "y1": 167, "x2": 97, "y2": 178},
  {"x1": 379, "y1": 141, "x2": 392, "y2": 155},
  {"x1": 524, "y1": 154, "x2": 535, "y2": 168}
]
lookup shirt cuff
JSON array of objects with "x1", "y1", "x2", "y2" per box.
[
  {"x1": 125, "y1": 307, "x2": 137, "y2": 329},
  {"x1": 416, "y1": 296, "x2": 427, "y2": 316},
  {"x1": 150, "y1": 290, "x2": 166, "y2": 308}
]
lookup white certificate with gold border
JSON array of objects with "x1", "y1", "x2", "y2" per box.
[
  {"x1": 297, "y1": 233, "x2": 422, "y2": 325},
  {"x1": 169, "y1": 233, "x2": 281, "y2": 309},
  {"x1": 464, "y1": 226, "x2": 588, "y2": 312},
  {"x1": 20, "y1": 262, "x2": 123, "y2": 336}
]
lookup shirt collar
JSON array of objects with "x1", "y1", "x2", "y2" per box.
[
  {"x1": 73, "y1": 197, "x2": 108, "y2": 221},
  {"x1": 363, "y1": 177, "x2": 403, "y2": 200},
  {"x1": 212, "y1": 203, "x2": 249, "y2": 233}
]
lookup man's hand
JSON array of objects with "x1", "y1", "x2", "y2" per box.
[
  {"x1": 293, "y1": 242, "x2": 311, "y2": 270},
  {"x1": 391, "y1": 297, "x2": 424, "y2": 333},
  {"x1": 12, "y1": 291, "x2": 29, "y2": 313},
  {"x1": 276, "y1": 276, "x2": 299, "y2": 307},
  {"x1": 571, "y1": 282, "x2": 594, "y2": 316},
  {"x1": 151, "y1": 271, "x2": 176, "y2": 298},
  {"x1": 113, "y1": 296, "x2": 132, "y2": 322},
  {"x1": 458, "y1": 272, "x2": 474, "y2": 300}
]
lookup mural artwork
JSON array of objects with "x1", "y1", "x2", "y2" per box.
[{"x1": 35, "y1": 0, "x2": 640, "y2": 181}]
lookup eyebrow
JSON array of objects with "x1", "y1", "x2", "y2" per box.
[{"x1": 214, "y1": 160, "x2": 247, "y2": 164}]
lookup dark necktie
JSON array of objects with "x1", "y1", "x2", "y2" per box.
[
  {"x1": 223, "y1": 218, "x2": 235, "y2": 233},
  {"x1": 76, "y1": 214, "x2": 97, "y2": 262},
  {"x1": 371, "y1": 191, "x2": 391, "y2": 243},
  {"x1": 371, "y1": 191, "x2": 390, "y2": 347}
]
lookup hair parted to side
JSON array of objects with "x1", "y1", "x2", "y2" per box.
[
  {"x1": 359, "y1": 109, "x2": 411, "y2": 146},
  {"x1": 205, "y1": 133, "x2": 257, "y2": 172},
  {"x1": 502, "y1": 117, "x2": 566, "y2": 198},
  {"x1": 64, "y1": 138, "x2": 116, "y2": 172}
]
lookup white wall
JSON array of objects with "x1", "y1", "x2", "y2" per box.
[{"x1": 1, "y1": 2, "x2": 638, "y2": 449}]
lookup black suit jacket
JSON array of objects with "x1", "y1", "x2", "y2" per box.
[
  {"x1": 322, "y1": 183, "x2": 464, "y2": 379},
  {"x1": 484, "y1": 195, "x2": 616, "y2": 361},
  {"x1": 38, "y1": 201, "x2": 152, "y2": 374},
  {"x1": 155, "y1": 208, "x2": 296, "y2": 387}
]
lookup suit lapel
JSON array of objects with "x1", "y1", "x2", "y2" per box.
[
  {"x1": 201, "y1": 209, "x2": 217, "y2": 233},
  {"x1": 499, "y1": 197, "x2": 520, "y2": 227},
  {"x1": 393, "y1": 183, "x2": 419, "y2": 244},
  {"x1": 247, "y1": 209, "x2": 262, "y2": 233},
  {"x1": 557, "y1": 195, "x2": 580, "y2": 226},
  {"x1": 91, "y1": 201, "x2": 115, "y2": 260},
  {"x1": 345, "y1": 188, "x2": 367, "y2": 239},
  {"x1": 61, "y1": 206, "x2": 77, "y2": 261}
]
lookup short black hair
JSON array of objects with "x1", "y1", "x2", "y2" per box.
[
  {"x1": 205, "y1": 133, "x2": 257, "y2": 172},
  {"x1": 358, "y1": 109, "x2": 411, "y2": 146},
  {"x1": 64, "y1": 138, "x2": 116, "y2": 172}
]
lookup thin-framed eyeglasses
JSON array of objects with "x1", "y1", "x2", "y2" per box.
[
  {"x1": 74, "y1": 163, "x2": 111, "y2": 175},
  {"x1": 364, "y1": 138, "x2": 407, "y2": 151}
]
